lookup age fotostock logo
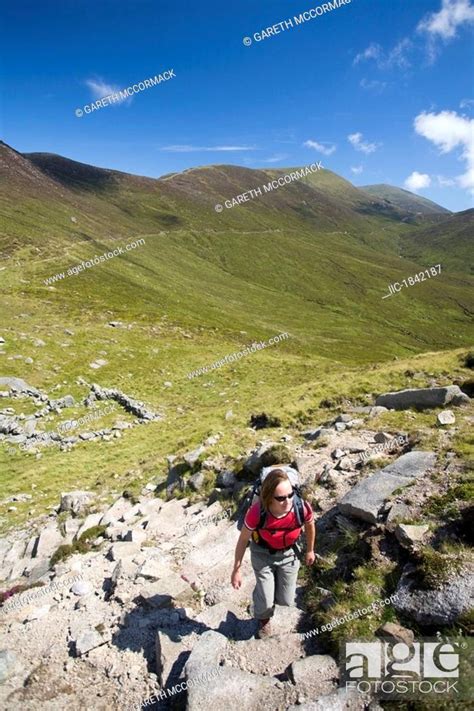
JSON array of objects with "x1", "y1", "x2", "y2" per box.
[{"x1": 342, "y1": 640, "x2": 463, "y2": 699}]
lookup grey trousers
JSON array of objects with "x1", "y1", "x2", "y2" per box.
[{"x1": 249, "y1": 540, "x2": 300, "y2": 619}]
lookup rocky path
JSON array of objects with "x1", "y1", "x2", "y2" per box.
[{"x1": 0, "y1": 384, "x2": 472, "y2": 710}]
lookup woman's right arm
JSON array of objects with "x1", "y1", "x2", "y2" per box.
[{"x1": 231, "y1": 525, "x2": 252, "y2": 589}]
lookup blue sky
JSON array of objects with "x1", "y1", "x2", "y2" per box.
[{"x1": 2, "y1": 0, "x2": 474, "y2": 211}]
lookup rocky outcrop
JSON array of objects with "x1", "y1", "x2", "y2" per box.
[
  {"x1": 393, "y1": 562, "x2": 474, "y2": 625},
  {"x1": 337, "y1": 451, "x2": 436, "y2": 523},
  {"x1": 375, "y1": 385, "x2": 469, "y2": 410}
]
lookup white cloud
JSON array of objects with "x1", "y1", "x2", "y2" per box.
[
  {"x1": 261, "y1": 153, "x2": 289, "y2": 163},
  {"x1": 351, "y1": 166, "x2": 364, "y2": 174},
  {"x1": 85, "y1": 78, "x2": 128, "y2": 104},
  {"x1": 161, "y1": 144, "x2": 256, "y2": 152},
  {"x1": 418, "y1": 0, "x2": 474, "y2": 39},
  {"x1": 404, "y1": 172, "x2": 432, "y2": 191},
  {"x1": 353, "y1": 43, "x2": 382, "y2": 65},
  {"x1": 437, "y1": 174, "x2": 456, "y2": 186},
  {"x1": 418, "y1": 0, "x2": 474, "y2": 61},
  {"x1": 414, "y1": 110, "x2": 474, "y2": 193},
  {"x1": 303, "y1": 140, "x2": 336, "y2": 156},
  {"x1": 460, "y1": 98, "x2": 474, "y2": 109},
  {"x1": 347, "y1": 132, "x2": 380, "y2": 154},
  {"x1": 353, "y1": 38, "x2": 412, "y2": 69},
  {"x1": 360, "y1": 78, "x2": 387, "y2": 92}
]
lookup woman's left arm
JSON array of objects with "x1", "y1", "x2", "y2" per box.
[{"x1": 303, "y1": 520, "x2": 316, "y2": 565}]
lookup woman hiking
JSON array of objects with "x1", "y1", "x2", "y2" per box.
[{"x1": 231, "y1": 467, "x2": 316, "y2": 639}]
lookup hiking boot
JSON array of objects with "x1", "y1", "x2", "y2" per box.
[{"x1": 256, "y1": 618, "x2": 272, "y2": 639}]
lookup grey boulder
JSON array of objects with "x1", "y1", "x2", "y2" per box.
[
  {"x1": 375, "y1": 385, "x2": 469, "y2": 410},
  {"x1": 338, "y1": 451, "x2": 436, "y2": 524}
]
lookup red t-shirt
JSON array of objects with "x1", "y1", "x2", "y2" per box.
[{"x1": 244, "y1": 499, "x2": 313, "y2": 550}]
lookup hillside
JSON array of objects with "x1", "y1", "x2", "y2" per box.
[
  {"x1": 399, "y1": 208, "x2": 474, "y2": 276},
  {"x1": 0, "y1": 142, "x2": 472, "y2": 370},
  {"x1": 360, "y1": 183, "x2": 451, "y2": 219}
]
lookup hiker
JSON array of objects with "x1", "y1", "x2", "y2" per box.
[{"x1": 231, "y1": 467, "x2": 316, "y2": 639}]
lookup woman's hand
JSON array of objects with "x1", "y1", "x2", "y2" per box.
[
  {"x1": 305, "y1": 551, "x2": 316, "y2": 566},
  {"x1": 231, "y1": 568, "x2": 242, "y2": 589}
]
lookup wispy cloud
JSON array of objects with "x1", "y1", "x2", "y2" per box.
[
  {"x1": 303, "y1": 139, "x2": 336, "y2": 156},
  {"x1": 404, "y1": 171, "x2": 432, "y2": 191},
  {"x1": 351, "y1": 165, "x2": 364, "y2": 175},
  {"x1": 348, "y1": 132, "x2": 381, "y2": 154},
  {"x1": 414, "y1": 109, "x2": 474, "y2": 194},
  {"x1": 353, "y1": 38, "x2": 413, "y2": 69},
  {"x1": 460, "y1": 98, "x2": 474, "y2": 109},
  {"x1": 161, "y1": 145, "x2": 256, "y2": 152},
  {"x1": 360, "y1": 78, "x2": 387, "y2": 93},
  {"x1": 261, "y1": 153, "x2": 289, "y2": 163},
  {"x1": 85, "y1": 78, "x2": 129, "y2": 104},
  {"x1": 437, "y1": 174, "x2": 456, "y2": 186},
  {"x1": 353, "y1": 43, "x2": 382, "y2": 65}
]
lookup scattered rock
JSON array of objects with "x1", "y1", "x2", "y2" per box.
[
  {"x1": 437, "y1": 410, "x2": 455, "y2": 426},
  {"x1": 25, "y1": 604, "x2": 51, "y2": 621},
  {"x1": 290, "y1": 654, "x2": 339, "y2": 698},
  {"x1": 0, "y1": 650, "x2": 17, "y2": 684},
  {"x1": 71, "y1": 580, "x2": 93, "y2": 596},
  {"x1": 89, "y1": 359, "x2": 108, "y2": 369},
  {"x1": 376, "y1": 621, "x2": 415, "y2": 646},
  {"x1": 374, "y1": 432, "x2": 392, "y2": 444},
  {"x1": 184, "y1": 445, "x2": 206, "y2": 468},
  {"x1": 395, "y1": 524, "x2": 430, "y2": 549},
  {"x1": 393, "y1": 562, "x2": 474, "y2": 625},
  {"x1": 74, "y1": 629, "x2": 107, "y2": 656},
  {"x1": 60, "y1": 491, "x2": 95, "y2": 516}
]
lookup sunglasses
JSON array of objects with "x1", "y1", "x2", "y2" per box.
[{"x1": 273, "y1": 491, "x2": 295, "y2": 502}]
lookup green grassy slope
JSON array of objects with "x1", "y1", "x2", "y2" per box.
[
  {"x1": 0, "y1": 142, "x2": 473, "y2": 534},
  {"x1": 360, "y1": 183, "x2": 452, "y2": 217},
  {"x1": 399, "y1": 209, "x2": 474, "y2": 276},
  {"x1": 1, "y1": 143, "x2": 472, "y2": 366}
]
